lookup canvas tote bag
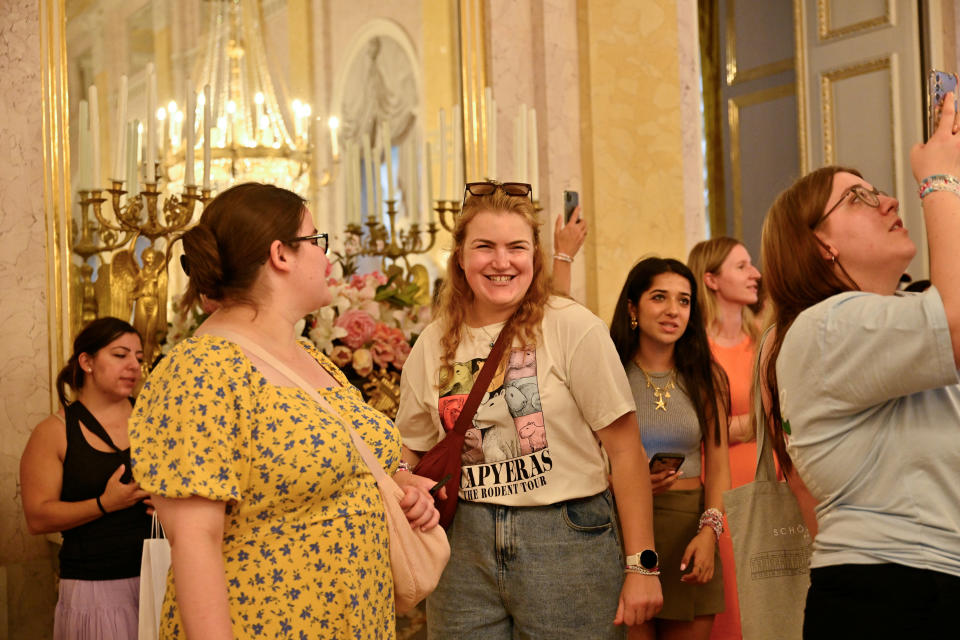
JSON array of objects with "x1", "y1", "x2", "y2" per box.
[
  {"x1": 138, "y1": 512, "x2": 171, "y2": 640},
  {"x1": 723, "y1": 329, "x2": 811, "y2": 640},
  {"x1": 211, "y1": 329, "x2": 450, "y2": 615}
]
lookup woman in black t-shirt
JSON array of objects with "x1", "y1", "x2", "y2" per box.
[{"x1": 21, "y1": 317, "x2": 152, "y2": 639}]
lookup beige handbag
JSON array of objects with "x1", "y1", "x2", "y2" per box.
[{"x1": 211, "y1": 329, "x2": 450, "y2": 615}]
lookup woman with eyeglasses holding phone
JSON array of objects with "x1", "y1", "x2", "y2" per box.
[
  {"x1": 610, "y1": 257, "x2": 731, "y2": 640},
  {"x1": 396, "y1": 181, "x2": 662, "y2": 638},
  {"x1": 129, "y1": 183, "x2": 439, "y2": 639},
  {"x1": 760, "y1": 96, "x2": 960, "y2": 638}
]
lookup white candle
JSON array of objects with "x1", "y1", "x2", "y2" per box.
[
  {"x1": 184, "y1": 89, "x2": 196, "y2": 186},
  {"x1": 89, "y1": 85, "x2": 101, "y2": 188},
  {"x1": 112, "y1": 75, "x2": 127, "y2": 180},
  {"x1": 77, "y1": 99, "x2": 90, "y2": 190},
  {"x1": 202, "y1": 84, "x2": 212, "y2": 190},
  {"x1": 362, "y1": 132, "x2": 374, "y2": 219},
  {"x1": 452, "y1": 104, "x2": 463, "y2": 196},
  {"x1": 425, "y1": 140, "x2": 435, "y2": 214},
  {"x1": 528, "y1": 108, "x2": 539, "y2": 201},
  {"x1": 383, "y1": 120, "x2": 394, "y2": 201},
  {"x1": 488, "y1": 96, "x2": 497, "y2": 180},
  {"x1": 438, "y1": 108, "x2": 447, "y2": 201},
  {"x1": 145, "y1": 64, "x2": 156, "y2": 183},
  {"x1": 372, "y1": 133, "x2": 383, "y2": 218},
  {"x1": 351, "y1": 142, "x2": 362, "y2": 223},
  {"x1": 126, "y1": 120, "x2": 139, "y2": 192},
  {"x1": 328, "y1": 116, "x2": 339, "y2": 159},
  {"x1": 517, "y1": 103, "x2": 528, "y2": 183}
]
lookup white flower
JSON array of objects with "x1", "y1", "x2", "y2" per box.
[{"x1": 308, "y1": 306, "x2": 348, "y2": 354}]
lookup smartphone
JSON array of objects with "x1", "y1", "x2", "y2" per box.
[
  {"x1": 928, "y1": 69, "x2": 959, "y2": 134},
  {"x1": 563, "y1": 190, "x2": 579, "y2": 223},
  {"x1": 429, "y1": 473, "x2": 452, "y2": 496},
  {"x1": 649, "y1": 452, "x2": 684, "y2": 474}
]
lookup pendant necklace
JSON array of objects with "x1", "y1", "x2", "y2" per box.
[
  {"x1": 478, "y1": 325, "x2": 497, "y2": 349},
  {"x1": 636, "y1": 364, "x2": 675, "y2": 412}
]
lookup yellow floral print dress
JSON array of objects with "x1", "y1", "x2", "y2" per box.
[{"x1": 130, "y1": 335, "x2": 398, "y2": 639}]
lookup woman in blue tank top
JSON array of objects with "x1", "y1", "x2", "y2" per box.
[
  {"x1": 21, "y1": 317, "x2": 152, "y2": 639},
  {"x1": 610, "y1": 257, "x2": 731, "y2": 640}
]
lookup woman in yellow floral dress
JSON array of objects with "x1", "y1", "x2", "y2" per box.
[{"x1": 130, "y1": 183, "x2": 439, "y2": 639}]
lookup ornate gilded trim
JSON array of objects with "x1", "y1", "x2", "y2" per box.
[
  {"x1": 819, "y1": 56, "x2": 891, "y2": 164},
  {"x1": 725, "y1": 0, "x2": 793, "y2": 85},
  {"x1": 817, "y1": 0, "x2": 891, "y2": 41},
  {"x1": 728, "y1": 84, "x2": 796, "y2": 239},
  {"x1": 794, "y1": 0, "x2": 809, "y2": 174},
  {"x1": 459, "y1": 0, "x2": 488, "y2": 182},
  {"x1": 41, "y1": 0, "x2": 72, "y2": 411}
]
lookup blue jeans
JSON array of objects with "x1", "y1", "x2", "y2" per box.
[{"x1": 426, "y1": 491, "x2": 627, "y2": 639}]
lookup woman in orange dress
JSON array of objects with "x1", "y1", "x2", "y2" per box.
[{"x1": 687, "y1": 237, "x2": 763, "y2": 640}]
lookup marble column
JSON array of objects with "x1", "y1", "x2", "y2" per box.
[{"x1": 0, "y1": 1, "x2": 61, "y2": 638}]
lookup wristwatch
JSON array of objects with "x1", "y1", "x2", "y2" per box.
[{"x1": 625, "y1": 549, "x2": 659, "y2": 571}]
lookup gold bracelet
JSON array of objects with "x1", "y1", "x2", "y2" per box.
[{"x1": 625, "y1": 565, "x2": 660, "y2": 576}]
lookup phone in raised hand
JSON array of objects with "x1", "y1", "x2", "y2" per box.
[{"x1": 928, "y1": 69, "x2": 959, "y2": 134}]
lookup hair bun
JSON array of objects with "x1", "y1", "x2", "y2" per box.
[{"x1": 181, "y1": 223, "x2": 224, "y2": 300}]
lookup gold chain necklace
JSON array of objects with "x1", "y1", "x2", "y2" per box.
[{"x1": 637, "y1": 365, "x2": 675, "y2": 411}]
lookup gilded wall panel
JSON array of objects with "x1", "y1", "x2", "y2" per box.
[{"x1": 579, "y1": 0, "x2": 686, "y2": 322}]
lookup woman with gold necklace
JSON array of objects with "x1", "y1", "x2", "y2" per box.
[{"x1": 611, "y1": 257, "x2": 731, "y2": 640}]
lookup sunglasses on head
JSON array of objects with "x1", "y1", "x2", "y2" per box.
[{"x1": 460, "y1": 180, "x2": 533, "y2": 212}]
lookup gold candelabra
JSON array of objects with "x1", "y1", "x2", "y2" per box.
[
  {"x1": 346, "y1": 199, "x2": 440, "y2": 269},
  {"x1": 70, "y1": 177, "x2": 210, "y2": 373}
]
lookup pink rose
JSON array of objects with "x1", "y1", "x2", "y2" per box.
[
  {"x1": 329, "y1": 345, "x2": 353, "y2": 368},
  {"x1": 335, "y1": 309, "x2": 377, "y2": 349},
  {"x1": 352, "y1": 348, "x2": 374, "y2": 377},
  {"x1": 393, "y1": 340, "x2": 412, "y2": 369},
  {"x1": 371, "y1": 340, "x2": 395, "y2": 368}
]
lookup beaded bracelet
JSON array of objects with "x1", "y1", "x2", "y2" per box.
[
  {"x1": 918, "y1": 174, "x2": 960, "y2": 200},
  {"x1": 396, "y1": 460, "x2": 412, "y2": 472},
  {"x1": 625, "y1": 566, "x2": 661, "y2": 577},
  {"x1": 697, "y1": 507, "x2": 723, "y2": 541},
  {"x1": 553, "y1": 253, "x2": 574, "y2": 263}
]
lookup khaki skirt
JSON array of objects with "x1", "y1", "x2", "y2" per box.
[{"x1": 653, "y1": 488, "x2": 725, "y2": 621}]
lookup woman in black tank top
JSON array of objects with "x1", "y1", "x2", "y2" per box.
[{"x1": 21, "y1": 317, "x2": 151, "y2": 640}]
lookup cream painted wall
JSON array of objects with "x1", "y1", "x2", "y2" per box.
[
  {"x1": 578, "y1": 0, "x2": 689, "y2": 323},
  {"x1": 0, "y1": 1, "x2": 60, "y2": 637}
]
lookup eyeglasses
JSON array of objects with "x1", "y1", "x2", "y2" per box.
[
  {"x1": 813, "y1": 184, "x2": 886, "y2": 228},
  {"x1": 460, "y1": 181, "x2": 533, "y2": 212},
  {"x1": 285, "y1": 232, "x2": 328, "y2": 254}
]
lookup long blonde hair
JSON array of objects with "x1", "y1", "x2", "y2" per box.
[
  {"x1": 687, "y1": 236, "x2": 760, "y2": 344},
  {"x1": 434, "y1": 190, "x2": 551, "y2": 385}
]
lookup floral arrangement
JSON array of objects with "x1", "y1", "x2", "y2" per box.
[{"x1": 305, "y1": 269, "x2": 431, "y2": 382}]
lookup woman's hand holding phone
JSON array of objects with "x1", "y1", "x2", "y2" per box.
[{"x1": 649, "y1": 468, "x2": 683, "y2": 495}]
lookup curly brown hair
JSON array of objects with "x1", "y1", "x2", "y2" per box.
[{"x1": 434, "y1": 189, "x2": 551, "y2": 386}]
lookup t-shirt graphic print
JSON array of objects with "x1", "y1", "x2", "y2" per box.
[{"x1": 439, "y1": 346, "x2": 552, "y2": 501}]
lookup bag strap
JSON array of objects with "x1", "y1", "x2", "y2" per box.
[
  {"x1": 207, "y1": 329, "x2": 391, "y2": 485},
  {"x1": 752, "y1": 325, "x2": 778, "y2": 483},
  {"x1": 449, "y1": 324, "x2": 513, "y2": 437}
]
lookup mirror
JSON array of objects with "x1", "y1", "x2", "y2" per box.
[{"x1": 62, "y1": 0, "x2": 470, "y2": 366}]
